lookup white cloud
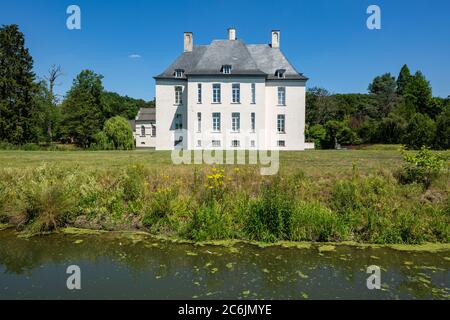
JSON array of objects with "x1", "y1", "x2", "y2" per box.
[{"x1": 128, "y1": 54, "x2": 142, "y2": 59}]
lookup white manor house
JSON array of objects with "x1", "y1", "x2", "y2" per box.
[{"x1": 154, "y1": 28, "x2": 308, "y2": 151}]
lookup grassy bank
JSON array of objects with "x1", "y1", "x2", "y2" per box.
[{"x1": 0, "y1": 150, "x2": 449, "y2": 244}]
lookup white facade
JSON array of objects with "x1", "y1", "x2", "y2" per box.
[{"x1": 155, "y1": 29, "x2": 307, "y2": 151}]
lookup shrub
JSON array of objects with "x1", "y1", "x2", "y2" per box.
[
  {"x1": 92, "y1": 116, "x2": 135, "y2": 150},
  {"x1": 402, "y1": 113, "x2": 436, "y2": 149},
  {"x1": 245, "y1": 178, "x2": 295, "y2": 242},
  {"x1": 188, "y1": 201, "x2": 232, "y2": 241},
  {"x1": 396, "y1": 147, "x2": 444, "y2": 189},
  {"x1": 290, "y1": 202, "x2": 346, "y2": 242},
  {"x1": 122, "y1": 165, "x2": 145, "y2": 202}
]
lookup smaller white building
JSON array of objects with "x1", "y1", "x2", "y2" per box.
[{"x1": 130, "y1": 108, "x2": 156, "y2": 148}]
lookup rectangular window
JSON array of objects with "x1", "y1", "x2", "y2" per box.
[
  {"x1": 232, "y1": 83, "x2": 240, "y2": 103},
  {"x1": 212, "y1": 112, "x2": 221, "y2": 132},
  {"x1": 232, "y1": 112, "x2": 240, "y2": 132},
  {"x1": 250, "y1": 140, "x2": 256, "y2": 148},
  {"x1": 197, "y1": 84, "x2": 202, "y2": 104},
  {"x1": 175, "y1": 86, "x2": 183, "y2": 105},
  {"x1": 212, "y1": 140, "x2": 221, "y2": 147},
  {"x1": 231, "y1": 140, "x2": 240, "y2": 148},
  {"x1": 197, "y1": 112, "x2": 202, "y2": 132},
  {"x1": 277, "y1": 140, "x2": 286, "y2": 147},
  {"x1": 277, "y1": 114, "x2": 285, "y2": 133},
  {"x1": 251, "y1": 112, "x2": 256, "y2": 132},
  {"x1": 152, "y1": 125, "x2": 156, "y2": 137},
  {"x1": 213, "y1": 84, "x2": 221, "y2": 103},
  {"x1": 175, "y1": 114, "x2": 183, "y2": 130},
  {"x1": 223, "y1": 65, "x2": 232, "y2": 74},
  {"x1": 251, "y1": 83, "x2": 256, "y2": 104},
  {"x1": 278, "y1": 87, "x2": 286, "y2": 106},
  {"x1": 197, "y1": 140, "x2": 202, "y2": 147}
]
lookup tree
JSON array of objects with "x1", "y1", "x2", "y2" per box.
[
  {"x1": 60, "y1": 70, "x2": 107, "y2": 148},
  {"x1": 368, "y1": 73, "x2": 398, "y2": 117},
  {"x1": 93, "y1": 116, "x2": 134, "y2": 150},
  {"x1": 306, "y1": 124, "x2": 326, "y2": 149},
  {"x1": 434, "y1": 107, "x2": 450, "y2": 150},
  {"x1": 103, "y1": 91, "x2": 154, "y2": 120},
  {"x1": 0, "y1": 24, "x2": 38, "y2": 144},
  {"x1": 377, "y1": 113, "x2": 407, "y2": 144},
  {"x1": 403, "y1": 71, "x2": 434, "y2": 117},
  {"x1": 396, "y1": 64, "x2": 412, "y2": 95},
  {"x1": 402, "y1": 113, "x2": 436, "y2": 149}
]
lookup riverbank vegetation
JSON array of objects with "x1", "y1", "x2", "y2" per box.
[{"x1": 0, "y1": 149, "x2": 448, "y2": 245}]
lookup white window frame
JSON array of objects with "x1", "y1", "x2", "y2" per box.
[
  {"x1": 212, "y1": 84, "x2": 221, "y2": 103},
  {"x1": 222, "y1": 65, "x2": 232, "y2": 74},
  {"x1": 175, "y1": 86, "x2": 183, "y2": 105},
  {"x1": 232, "y1": 83, "x2": 240, "y2": 103},
  {"x1": 277, "y1": 140, "x2": 286, "y2": 147},
  {"x1": 278, "y1": 87, "x2": 286, "y2": 106},
  {"x1": 231, "y1": 140, "x2": 240, "y2": 148},
  {"x1": 174, "y1": 69, "x2": 184, "y2": 78},
  {"x1": 277, "y1": 114, "x2": 285, "y2": 133},
  {"x1": 197, "y1": 83, "x2": 202, "y2": 104},
  {"x1": 212, "y1": 140, "x2": 221, "y2": 148},
  {"x1": 151, "y1": 124, "x2": 156, "y2": 137},
  {"x1": 232, "y1": 112, "x2": 240, "y2": 132},
  {"x1": 212, "y1": 112, "x2": 221, "y2": 132},
  {"x1": 140, "y1": 125, "x2": 146, "y2": 137},
  {"x1": 197, "y1": 112, "x2": 202, "y2": 133},
  {"x1": 251, "y1": 112, "x2": 256, "y2": 132},
  {"x1": 251, "y1": 83, "x2": 256, "y2": 104},
  {"x1": 250, "y1": 140, "x2": 256, "y2": 148}
]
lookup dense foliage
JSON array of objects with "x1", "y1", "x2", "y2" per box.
[
  {"x1": 306, "y1": 64, "x2": 450, "y2": 150},
  {"x1": 0, "y1": 25, "x2": 154, "y2": 149}
]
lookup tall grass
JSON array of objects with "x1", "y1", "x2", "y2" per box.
[{"x1": 0, "y1": 161, "x2": 448, "y2": 244}]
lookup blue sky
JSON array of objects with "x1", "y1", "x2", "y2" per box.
[{"x1": 1, "y1": 0, "x2": 450, "y2": 100}]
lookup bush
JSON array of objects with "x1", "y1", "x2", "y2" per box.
[
  {"x1": 188, "y1": 201, "x2": 232, "y2": 241},
  {"x1": 290, "y1": 202, "x2": 346, "y2": 242},
  {"x1": 245, "y1": 178, "x2": 295, "y2": 242},
  {"x1": 402, "y1": 113, "x2": 436, "y2": 149},
  {"x1": 396, "y1": 147, "x2": 444, "y2": 189},
  {"x1": 92, "y1": 116, "x2": 135, "y2": 150}
]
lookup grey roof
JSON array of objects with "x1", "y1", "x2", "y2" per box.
[
  {"x1": 155, "y1": 39, "x2": 307, "y2": 81},
  {"x1": 135, "y1": 108, "x2": 156, "y2": 122}
]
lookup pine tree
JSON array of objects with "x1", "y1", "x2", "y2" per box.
[
  {"x1": 0, "y1": 24, "x2": 38, "y2": 144},
  {"x1": 396, "y1": 64, "x2": 411, "y2": 96}
]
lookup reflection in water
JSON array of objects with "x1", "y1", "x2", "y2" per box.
[{"x1": 0, "y1": 230, "x2": 449, "y2": 300}]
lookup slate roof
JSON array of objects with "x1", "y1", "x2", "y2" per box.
[
  {"x1": 136, "y1": 108, "x2": 156, "y2": 121},
  {"x1": 155, "y1": 39, "x2": 307, "y2": 81}
]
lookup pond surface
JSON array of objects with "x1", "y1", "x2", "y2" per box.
[{"x1": 0, "y1": 230, "x2": 449, "y2": 300}]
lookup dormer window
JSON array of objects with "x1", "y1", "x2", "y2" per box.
[
  {"x1": 174, "y1": 69, "x2": 185, "y2": 78},
  {"x1": 222, "y1": 65, "x2": 232, "y2": 74},
  {"x1": 275, "y1": 69, "x2": 286, "y2": 78}
]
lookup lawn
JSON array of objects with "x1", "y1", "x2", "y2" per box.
[{"x1": 0, "y1": 149, "x2": 405, "y2": 176}]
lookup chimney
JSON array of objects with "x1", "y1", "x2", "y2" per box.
[
  {"x1": 271, "y1": 30, "x2": 280, "y2": 48},
  {"x1": 184, "y1": 32, "x2": 193, "y2": 52},
  {"x1": 228, "y1": 28, "x2": 236, "y2": 40}
]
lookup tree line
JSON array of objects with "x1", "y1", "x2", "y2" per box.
[
  {"x1": 306, "y1": 65, "x2": 450, "y2": 149},
  {"x1": 0, "y1": 25, "x2": 154, "y2": 149},
  {"x1": 1, "y1": 24, "x2": 449, "y2": 150}
]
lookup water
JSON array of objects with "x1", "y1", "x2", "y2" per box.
[{"x1": 0, "y1": 230, "x2": 449, "y2": 300}]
